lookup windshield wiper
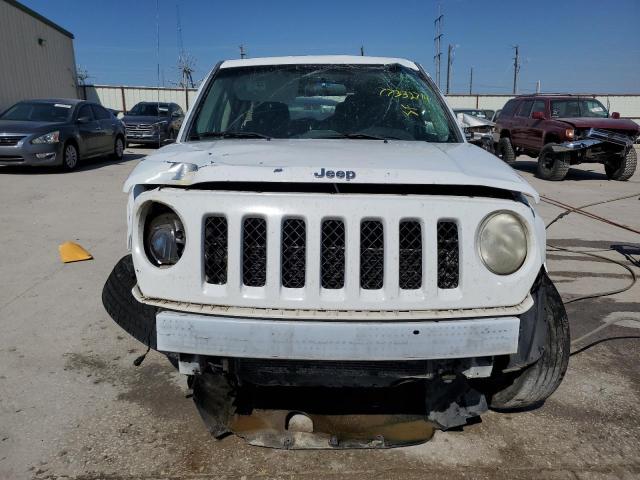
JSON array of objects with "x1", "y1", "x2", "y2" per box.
[
  {"x1": 190, "y1": 131, "x2": 271, "y2": 140},
  {"x1": 316, "y1": 132, "x2": 389, "y2": 141}
]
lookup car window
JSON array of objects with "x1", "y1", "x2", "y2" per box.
[
  {"x1": 190, "y1": 64, "x2": 459, "y2": 142},
  {"x1": 0, "y1": 102, "x2": 73, "y2": 122},
  {"x1": 516, "y1": 100, "x2": 533, "y2": 117},
  {"x1": 500, "y1": 100, "x2": 517, "y2": 118},
  {"x1": 91, "y1": 105, "x2": 111, "y2": 120},
  {"x1": 551, "y1": 100, "x2": 581, "y2": 118},
  {"x1": 77, "y1": 105, "x2": 94, "y2": 121},
  {"x1": 531, "y1": 100, "x2": 545, "y2": 117}
]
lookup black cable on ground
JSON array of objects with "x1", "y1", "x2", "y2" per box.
[
  {"x1": 569, "y1": 336, "x2": 640, "y2": 357},
  {"x1": 542, "y1": 193, "x2": 640, "y2": 352}
]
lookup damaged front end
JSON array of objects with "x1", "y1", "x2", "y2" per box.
[
  {"x1": 550, "y1": 127, "x2": 636, "y2": 159},
  {"x1": 102, "y1": 254, "x2": 555, "y2": 449}
]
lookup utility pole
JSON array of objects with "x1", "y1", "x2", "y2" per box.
[
  {"x1": 512, "y1": 45, "x2": 520, "y2": 95},
  {"x1": 469, "y1": 67, "x2": 473, "y2": 95},
  {"x1": 239, "y1": 44, "x2": 246, "y2": 59},
  {"x1": 446, "y1": 44, "x2": 453, "y2": 94},
  {"x1": 536, "y1": 80, "x2": 541, "y2": 93},
  {"x1": 360, "y1": 45, "x2": 364, "y2": 56},
  {"x1": 433, "y1": 5, "x2": 443, "y2": 90}
]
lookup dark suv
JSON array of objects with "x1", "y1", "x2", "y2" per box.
[
  {"x1": 495, "y1": 94, "x2": 639, "y2": 181},
  {"x1": 122, "y1": 102, "x2": 184, "y2": 147}
]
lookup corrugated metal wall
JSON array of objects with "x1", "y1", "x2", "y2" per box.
[
  {"x1": 82, "y1": 85, "x2": 198, "y2": 113},
  {"x1": 0, "y1": 0, "x2": 78, "y2": 111}
]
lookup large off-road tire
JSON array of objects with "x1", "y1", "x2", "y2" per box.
[
  {"x1": 536, "y1": 144, "x2": 570, "y2": 181},
  {"x1": 498, "y1": 137, "x2": 516, "y2": 165},
  {"x1": 487, "y1": 273, "x2": 570, "y2": 410},
  {"x1": 605, "y1": 147, "x2": 637, "y2": 181},
  {"x1": 102, "y1": 255, "x2": 158, "y2": 349}
]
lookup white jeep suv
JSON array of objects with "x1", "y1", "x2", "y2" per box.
[{"x1": 103, "y1": 56, "x2": 569, "y2": 448}]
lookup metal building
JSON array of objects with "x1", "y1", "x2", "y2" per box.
[{"x1": 0, "y1": 0, "x2": 78, "y2": 111}]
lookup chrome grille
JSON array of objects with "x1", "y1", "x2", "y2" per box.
[
  {"x1": 242, "y1": 218, "x2": 267, "y2": 287},
  {"x1": 321, "y1": 220, "x2": 345, "y2": 289},
  {"x1": 281, "y1": 219, "x2": 306, "y2": 288},
  {"x1": 204, "y1": 217, "x2": 227, "y2": 284},
  {"x1": 399, "y1": 221, "x2": 422, "y2": 290},
  {"x1": 0, "y1": 136, "x2": 25, "y2": 146},
  {"x1": 437, "y1": 221, "x2": 459, "y2": 289},
  {"x1": 125, "y1": 123, "x2": 154, "y2": 134},
  {"x1": 360, "y1": 220, "x2": 384, "y2": 290}
]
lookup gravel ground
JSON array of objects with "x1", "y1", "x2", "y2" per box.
[{"x1": 0, "y1": 147, "x2": 639, "y2": 480}]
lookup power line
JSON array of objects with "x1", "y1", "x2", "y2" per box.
[
  {"x1": 512, "y1": 45, "x2": 520, "y2": 95},
  {"x1": 433, "y1": 5, "x2": 443, "y2": 90}
]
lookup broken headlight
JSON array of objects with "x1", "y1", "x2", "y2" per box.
[
  {"x1": 144, "y1": 206, "x2": 185, "y2": 267},
  {"x1": 477, "y1": 212, "x2": 527, "y2": 275}
]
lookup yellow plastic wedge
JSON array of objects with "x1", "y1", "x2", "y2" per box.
[{"x1": 59, "y1": 242, "x2": 93, "y2": 263}]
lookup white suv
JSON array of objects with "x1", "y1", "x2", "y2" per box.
[{"x1": 103, "y1": 56, "x2": 569, "y2": 447}]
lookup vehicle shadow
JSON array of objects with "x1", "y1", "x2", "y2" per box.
[
  {"x1": 512, "y1": 159, "x2": 609, "y2": 181},
  {"x1": 0, "y1": 152, "x2": 145, "y2": 175}
]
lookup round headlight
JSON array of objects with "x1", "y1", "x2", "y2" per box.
[
  {"x1": 144, "y1": 209, "x2": 185, "y2": 266},
  {"x1": 478, "y1": 212, "x2": 527, "y2": 275}
]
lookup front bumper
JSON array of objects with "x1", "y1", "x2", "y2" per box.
[
  {"x1": 156, "y1": 310, "x2": 520, "y2": 361},
  {"x1": 0, "y1": 142, "x2": 62, "y2": 166}
]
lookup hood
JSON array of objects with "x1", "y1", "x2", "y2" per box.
[
  {"x1": 557, "y1": 117, "x2": 640, "y2": 132},
  {"x1": 122, "y1": 115, "x2": 170, "y2": 124},
  {"x1": 124, "y1": 139, "x2": 539, "y2": 202},
  {"x1": 0, "y1": 120, "x2": 66, "y2": 134}
]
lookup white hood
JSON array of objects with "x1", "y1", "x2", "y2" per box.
[{"x1": 124, "y1": 139, "x2": 539, "y2": 202}]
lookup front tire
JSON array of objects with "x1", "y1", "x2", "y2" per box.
[
  {"x1": 536, "y1": 144, "x2": 570, "y2": 181},
  {"x1": 498, "y1": 137, "x2": 516, "y2": 165},
  {"x1": 61, "y1": 143, "x2": 79, "y2": 171},
  {"x1": 605, "y1": 147, "x2": 637, "y2": 181},
  {"x1": 486, "y1": 272, "x2": 570, "y2": 410},
  {"x1": 112, "y1": 136, "x2": 125, "y2": 160}
]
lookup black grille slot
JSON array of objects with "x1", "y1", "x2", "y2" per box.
[
  {"x1": 0, "y1": 136, "x2": 25, "y2": 146},
  {"x1": 321, "y1": 220, "x2": 345, "y2": 289},
  {"x1": 242, "y1": 217, "x2": 267, "y2": 287},
  {"x1": 360, "y1": 220, "x2": 384, "y2": 290},
  {"x1": 437, "y1": 221, "x2": 459, "y2": 289},
  {"x1": 204, "y1": 217, "x2": 228, "y2": 284},
  {"x1": 399, "y1": 221, "x2": 422, "y2": 289},
  {"x1": 281, "y1": 219, "x2": 306, "y2": 288}
]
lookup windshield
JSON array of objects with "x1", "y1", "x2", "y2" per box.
[
  {"x1": 128, "y1": 103, "x2": 170, "y2": 117},
  {"x1": 550, "y1": 99, "x2": 609, "y2": 118},
  {"x1": 0, "y1": 102, "x2": 73, "y2": 122},
  {"x1": 189, "y1": 64, "x2": 459, "y2": 142}
]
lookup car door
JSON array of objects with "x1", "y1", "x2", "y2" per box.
[
  {"x1": 522, "y1": 100, "x2": 546, "y2": 151},
  {"x1": 510, "y1": 100, "x2": 533, "y2": 149},
  {"x1": 91, "y1": 104, "x2": 115, "y2": 154},
  {"x1": 75, "y1": 104, "x2": 100, "y2": 156}
]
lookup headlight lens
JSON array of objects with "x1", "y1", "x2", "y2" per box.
[
  {"x1": 152, "y1": 121, "x2": 168, "y2": 128},
  {"x1": 144, "y1": 208, "x2": 185, "y2": 266},
  {"x1": 478, "y1": 212, "x2": 527, "y2": 275},
  {"x1": 31, "y1": 130, "x2": 60, "y2": 144}
]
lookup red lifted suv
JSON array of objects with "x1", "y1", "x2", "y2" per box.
[{"x1": 495, "y1": 94, "x2": 639, "y2": 181}]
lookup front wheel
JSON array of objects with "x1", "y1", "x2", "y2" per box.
[
  {"x1": 484, "y1": 272, "x2": 570, "y2": 410},
  {"x1": 536, "y1": 144, "x2": 570, "y2": 181},
  {"x1": 112, "y1": 136, "x2": 125, "y2": 160},
  {"x1": 498, "y1": 137, "x2": 516, "y2": 165},
  {"x1": 61, "y1": 143, "x2": 79, "y2": 171},
  {"x1": 605, "y1": 147, "x2": 637, "y2": 181}
]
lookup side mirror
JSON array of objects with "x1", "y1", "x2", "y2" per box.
[
  {"x1": 77, "y1": 116, "x2": 91, "y2": 124},
  {"x1": 611, "y1": 112, "x2": 620, "y2": 119},
  {"x1": 531, "y1": 111, "x2": 545, "y2": 120}
]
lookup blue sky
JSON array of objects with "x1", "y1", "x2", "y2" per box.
[{"x1": 21, "y1": 0, "x2": 640, "y2": 93}]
